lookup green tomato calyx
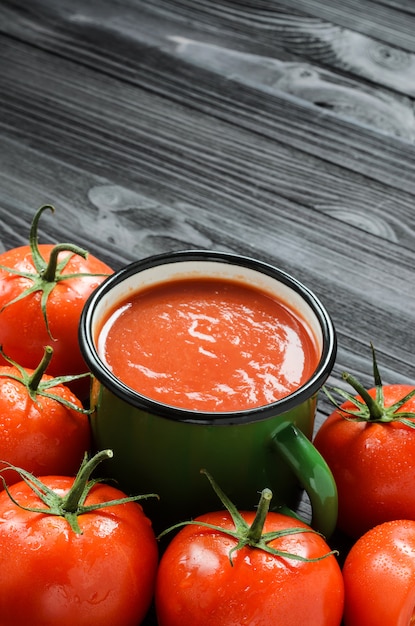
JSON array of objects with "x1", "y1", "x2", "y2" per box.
[
  {"x1": 158, "y1": 470, "x2": 336, "y2": 565},
  {"x1": 324, "y1": 343, "x2": 415, "y2": 428},
  {"x1": 0, "y1": 449, "x2": 158, "y2": 534},
  {"x1": 0, "y1": 204, "x2": 110, "y2": 339},
  {"x1": 0, "y1": 345, "x2": 92, "y2": 414}
]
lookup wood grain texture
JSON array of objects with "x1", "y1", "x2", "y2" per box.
[
  {"x1": 275, "y1": 0, "x2": 415, "y2": 50},
  {"x1": 0, "y1": 2, "x2": 415, "y2": 619},
  {"x1": 2, "y1": 0, "x2": 415, "y2": 197}
]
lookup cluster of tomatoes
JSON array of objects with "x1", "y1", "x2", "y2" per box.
[{"x1": 0, "y1": 205, "x2": 414, "y2": 626}]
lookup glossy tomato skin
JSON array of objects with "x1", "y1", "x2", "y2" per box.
[
  {"x1": 0, "y1": 244, "x2": 112, "y2": 399},
  {"x1": 314, "y1": 384, "x2": 415, "y2": 538},
  {"x1": 0, "y1": 477, "x2": 158, "y2": 626},
  {"x1": 343, "y1": 519, "x2": 415, "y2": 626},
  {"x1": 0, "y1": 365, "x2": 91, "y2": 486},
  {"x1": 155, "y1": 511, "x2": 344, "y2": 626}
]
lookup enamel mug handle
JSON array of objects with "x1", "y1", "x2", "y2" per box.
[{"x1": 271, "y1": 422, "x2": 338, "y2": 538}]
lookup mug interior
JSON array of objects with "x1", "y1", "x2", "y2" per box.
[{"x1": 80, "y1": 250, "x2": 336, "y2": 424}]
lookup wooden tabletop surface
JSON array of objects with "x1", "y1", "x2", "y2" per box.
[{"x1": 1, "y1": 0, "x2": 415, "y2": 622}]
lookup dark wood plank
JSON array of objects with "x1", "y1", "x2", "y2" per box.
[
  {"x1": 1, "y1": 33, "x2": 415, "y2": 249},
  {"x1": 138, "y1": 0, "x2": 415, "y2": 97},
  {"x1": 274, "y1": 0, "x2": 415, "y2": 51},
  {"x1": 2, "y1": 0, "x2": 415, "y2": 200}
]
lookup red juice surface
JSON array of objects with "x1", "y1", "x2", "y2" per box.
[{"x1": 97, "y1": 277, "x2": 319, "y2": 412}]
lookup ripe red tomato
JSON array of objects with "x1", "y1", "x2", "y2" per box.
[
  {"x1": 0, "y1": 205, "x2": 112, "y2": 399},
  {"x1": 0, "y1": 357, "x2": 91, "y2": 486},
  {"x1": 314, "y1": 379, "x2": 415, "y2": 538},
  {"x1": 342, "y1": 519, "x2": 415, "y2": 626},
  {"x1": 155, "y1": 510, "x2": 344, "y2": 626},
  {"x1": 0, "y1": 453, "x2": 158, "y2": 626}
]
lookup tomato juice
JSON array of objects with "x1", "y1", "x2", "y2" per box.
[{"x1": 96, "y1": 277, "x2": 320, "y2": 412}]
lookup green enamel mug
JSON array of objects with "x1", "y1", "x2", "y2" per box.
[{"x1": 79, "y1": 250, "x2": 338, "y2": 537}]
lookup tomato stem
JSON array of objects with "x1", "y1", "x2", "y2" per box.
[
  {"x1": 62, "y1": 449, "x2": 114, "y2": 514},
  {"x1": 342, "y1": 372, "x2": 384, "y2": 421},
  {"x1": 0, "y1": 205, "x2": 111, "y2": 340},
  {"x1": 41, "y1": 243, "x2": 89, "y2": 283},
  {"x1": 0, "y1": 345, "x2": 92, "y2": 413},
  {"x1": 29, "y1": 204, "x2": 55, "y2": 275},
  {"x1": 0, "y1": 449, "x2": 159, "y2": 534},
  {"x1": 158, "y1": 471, "x2": 335, "y2": 564},
  {"x1": 324, "y1": 344, "x2": 415, "y2": 426},
  {"x1": 27, "y1": 345, "x2": 53, "y2": 392},
  {"x1": 246, "y1": 488, "x2": 272, "y2": 544}
]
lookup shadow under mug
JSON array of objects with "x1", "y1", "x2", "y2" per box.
[{"x1": 79, "y1": 250, "x2": 338, "y2": 537}]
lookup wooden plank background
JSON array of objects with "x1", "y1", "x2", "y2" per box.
[{"x1": 1, "y1": 0, "x2": 415, "y2": 620}]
